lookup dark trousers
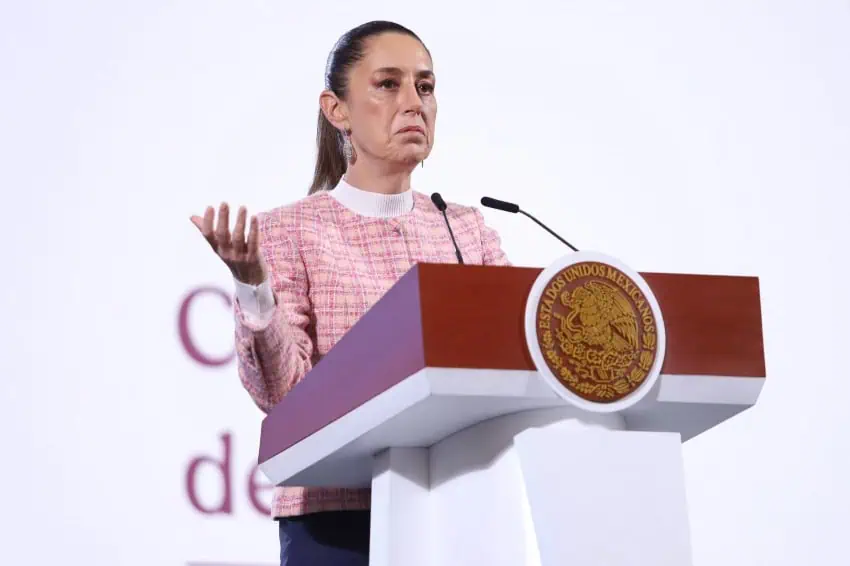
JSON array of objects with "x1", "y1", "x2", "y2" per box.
[{"x1": 278, "y1": 510, "x2": 370, "y2": 566}]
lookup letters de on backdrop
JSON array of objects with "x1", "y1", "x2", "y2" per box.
[{"x1": 179, "y1": 285, "x2": 274, "y2": 518}]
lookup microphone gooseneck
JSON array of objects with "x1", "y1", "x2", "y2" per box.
[
  {"x1": 480, "y1": 196, "x2": 579, "y2": 252},
  {"x1": 480, "y1": 196, "x2": 519, "y2": 214},
  {"x1": 430, "y1": 192, "x2": 465, "y2": 264}
]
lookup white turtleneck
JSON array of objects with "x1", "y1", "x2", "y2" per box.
[
  {"x1": 234, "y1": 178, "x2": 414, "y2": 325},
  {"x1": 330, "y1": 177, "x2": 414, "y2": 217}
]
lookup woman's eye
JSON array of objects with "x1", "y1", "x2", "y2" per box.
[
  {"x1": 378, "y1": 79, "x2": 398, "y2": 89},
  {"x1": 418, "y1": 82, "x2": 435, "y2": 94}
]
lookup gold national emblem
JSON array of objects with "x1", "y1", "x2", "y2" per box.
[{"x1": 535, "y1": 261, "x2": 659, "y2": 403}]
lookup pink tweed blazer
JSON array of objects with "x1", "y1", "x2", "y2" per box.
[{"x1": 233, "y1": 189, "x2": 510, "y2": 518}]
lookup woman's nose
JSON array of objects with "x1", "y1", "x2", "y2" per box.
[{"x1": 400, "y1": 83, "x2": 423, "y2": 114}]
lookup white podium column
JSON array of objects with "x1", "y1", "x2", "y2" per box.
[
  {"x1": 368, "y1": 407, "x2": 693, "y2": 566},
  {"x1": 515, "y1": 425, "x2": 693, "y2": 566},
  {"x1": 369, "y1": 447, "x2": 431, "y2": 566}
]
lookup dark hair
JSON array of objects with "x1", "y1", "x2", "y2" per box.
[{"x1": 309, "y1": 21, "x2": 428, "y2": 195}]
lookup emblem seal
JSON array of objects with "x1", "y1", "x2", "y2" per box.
[{"x1": 525, "y1": 252, "x2": 666, "y2": 412}]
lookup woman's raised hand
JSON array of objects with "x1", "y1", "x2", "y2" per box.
[{"x1": 191, "y1": 203, "x2": 266, "y2": 285}]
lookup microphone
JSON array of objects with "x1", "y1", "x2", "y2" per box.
[
  {"x1": 480, "y1": 196, "x2": 579, "y2": 252},
  {"x1": 430, "y1": 192, "x2": 465, "y2": 264}
]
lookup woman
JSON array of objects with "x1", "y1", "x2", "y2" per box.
[{"x1": 191, "y1": 20, "x2": 510, "y2": 565}]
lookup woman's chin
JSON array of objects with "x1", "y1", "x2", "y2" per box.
[{"x1": 392, "y1": 147, "x2": 430, "y2": 166}]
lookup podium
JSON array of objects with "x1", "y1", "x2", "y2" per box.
[{"x1": 257, "y1": 258, "x2": 765, "y2": 566}]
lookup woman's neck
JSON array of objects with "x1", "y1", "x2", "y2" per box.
[{"x1": 343, "y1": 160, "x2": 414, "y2": 195}]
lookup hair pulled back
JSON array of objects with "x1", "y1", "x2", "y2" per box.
[{"x1": 309, "y1": 21, "x2": 427, "y2": 194}]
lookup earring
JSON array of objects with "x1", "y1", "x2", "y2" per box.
[{"x1": 343, "y1": 129, "x2": 357, "y2": 165}]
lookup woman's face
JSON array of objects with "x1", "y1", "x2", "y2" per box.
[{"x1": 341, "y1": 33, "x2": 437, "y2": 168}]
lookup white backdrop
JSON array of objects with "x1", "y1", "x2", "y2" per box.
[{"x1": 2, "y1": 1, "x2": 849, "y2": 565}]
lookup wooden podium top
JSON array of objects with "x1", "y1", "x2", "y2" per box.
[{"x1": 258, "y1": 263, "x2": 765, "y2": 467}]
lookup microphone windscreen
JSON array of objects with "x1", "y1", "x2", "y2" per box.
[
  {"x1": 430, "y1": 192, "x2": 448, "y2": 212},
  {"x1": 480, "y1": 196, "x2": 520, "y2": 214}
]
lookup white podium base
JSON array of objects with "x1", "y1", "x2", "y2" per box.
[{"x1": 369, "y1": 407, "x2": 693, "y2": 566}]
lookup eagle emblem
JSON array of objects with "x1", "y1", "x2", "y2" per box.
[
  {"x1": 535, "y1": 262, "x2": 659, "y2": 403},
  {"x1": 559, "y1": 281, "x2": 639, "y2": 354}
]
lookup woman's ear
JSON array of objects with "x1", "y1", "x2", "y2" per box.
[{"x1": 319, "y1": 90, "x2": 349, "y2": 131}]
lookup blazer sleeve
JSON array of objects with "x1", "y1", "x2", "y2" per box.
[
  {"x1": 473, "y1": 207, "x2": 511, "y2": 266},
  {"x1": 233, "y1": 211, "x2": 315, "y2": 414}
]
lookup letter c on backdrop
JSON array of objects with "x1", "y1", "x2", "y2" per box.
[{"x1": 178, "y1": 286, "x2": 235, "y2": 367}]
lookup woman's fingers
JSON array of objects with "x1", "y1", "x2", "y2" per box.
[
  {"x1": 190, "y1": 206, "x2": 217, "y2": 248},
  {"x1": 193, "y1": 204, "x2": 260, "y2": 272},
  {"x1": 246, "y1": 215, "x2": 259, "y2": 257},
  {"x1": 215, "y1": 202, "x2": 231, "y2": 249},
  {"x1": 203, "y1": 206, "x2": 215, "y2": 236},
  {"x1": 232, "y1": 206, "x2": 247, "y2": 254}
]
